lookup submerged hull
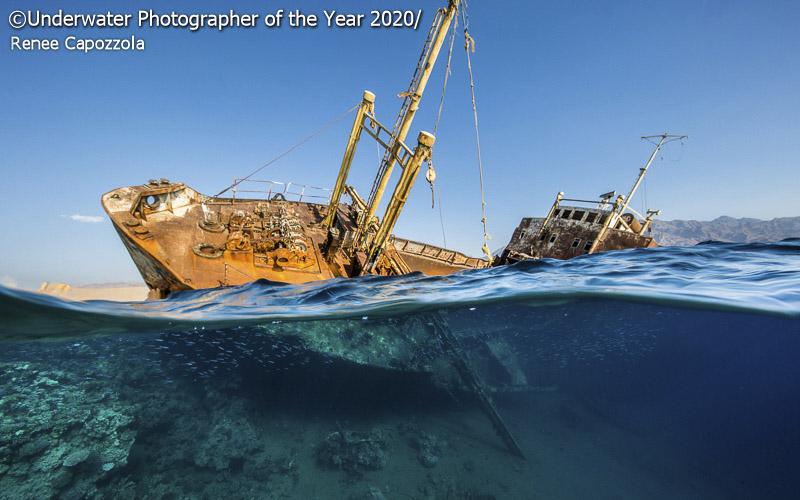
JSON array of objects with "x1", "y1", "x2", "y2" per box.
[{"x1": 102, "y1": 180, "x2": 487, "y2": 298}]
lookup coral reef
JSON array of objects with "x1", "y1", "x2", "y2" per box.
[
  {"x1": 194, "y1": 408, "x2": 261, "y2": 471},
  {"x1": 316, "y1": 429, "x2": 388, "y2": 474},
  {"x1": 0, "y1": 362, "x2": 135, "y2": 499},
  {"x1": 413, "y1": 431, "x2": 442, "y2": 468},
  {"x1": 0, "y1": 332, "x2": 526, "y2": 499}
]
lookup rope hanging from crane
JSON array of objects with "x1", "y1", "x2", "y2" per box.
[
  {"x1": 426, "y1": 7, "x2": 460, "y2": 247},
  {"x1": 428, "y1": 10, "x2": 459, "y2": 206},
  {"x1": 461, "y1": 6, "x2": 493, "y2": 264}
]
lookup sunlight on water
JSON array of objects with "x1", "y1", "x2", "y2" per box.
[{"x1": 1, "y1": 241, "x2": 799, "y2": 499}]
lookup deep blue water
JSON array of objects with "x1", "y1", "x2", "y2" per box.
[{"x1": 1, "y1": 241, "x2": 799, "y2": 499}]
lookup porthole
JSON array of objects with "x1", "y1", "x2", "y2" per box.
[{"x1": 144, "y1": 195, "x2": 160, "y2": 208}]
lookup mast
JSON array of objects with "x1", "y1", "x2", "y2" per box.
[
  {"x1": 322, "y1": 91, "x2": 375, "y2": 228},
  {"x1": 356, "y1": 0, "x2": 461, "y2": 247},
  {"x1": 616, "y1": 133, "x2": 686, "y2": 219},
  {"x1": 588, "y1": 133, "x2": 686, "y2": 254},
  {"x1": 364, "y1": 131, "x2": 435, "y2": 270}
]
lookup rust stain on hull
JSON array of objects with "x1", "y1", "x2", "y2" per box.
[{"x1": 102, "y1": 180, "x2": 486, "y2": 297}]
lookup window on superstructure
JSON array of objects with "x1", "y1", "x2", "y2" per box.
[
  {"x1": 584, "y1": 241, "x2": 593, "y2": 251},
  {"x1": 585, "y1": 212, "x2": 598, "y2": 224},
  {"x1": 549, "y1": 235, "x2": 558, "y2": 244},
  {"x1": 571, "y1": 238, "x2": 581, "y2": 248},
  {"x1": 571, "y1": 211, "x2": 585, "y2": 221},
  {"x1": 561, "y1": 210, "x2": 572, "y2": 219}
]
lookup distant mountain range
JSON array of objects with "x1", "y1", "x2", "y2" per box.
[{"x1": 650, "y1": 216, "x2": 800, "y2": 246}]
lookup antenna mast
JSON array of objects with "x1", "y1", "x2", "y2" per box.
[{"x1": 616, "y1": 133, "x2": 687, "y2": 218}]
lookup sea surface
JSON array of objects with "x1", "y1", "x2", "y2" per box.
[{"x1": 1, "y1": 241, "x2": 799, "y2": 499}]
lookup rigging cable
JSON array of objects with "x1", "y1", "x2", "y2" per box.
[
  {"x1": 427, "y1": 9, "x2": 459, "y2": 247},
  {"x1": 461, "y1": 5, "x2": 493, "y2": 263},
  {"x1": 643, "y1": 176, "x2": 648, "y2": 218},
  {"x1": 213, "y1": 103, "x2": 359, "y2": 198},
  {"x1": 365, "y1": 9, "x2": 444, "y2": 208}
]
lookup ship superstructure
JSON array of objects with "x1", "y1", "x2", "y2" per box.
[{"x1": 497, "y1": 134, "x2": 686, "y2": 263}]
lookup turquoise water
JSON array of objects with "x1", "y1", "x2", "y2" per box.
[{"x1": 1, "y1": 241, "x2": 799, "y2": 499}]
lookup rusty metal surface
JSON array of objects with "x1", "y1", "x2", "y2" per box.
[
  {"x1": 499, "y1": 206, "x2": 656, "y2": 263},
  {"x1": 103, "y1": 181, "x2": 337, "y2": 293},
  {"x1": 392, "y1": 237, "x2": 489, "y2": 275},
  {"x1": 102, "y1": 180, "x2": 483, "y2": 295}
]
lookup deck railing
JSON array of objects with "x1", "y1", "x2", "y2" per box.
[{"x1": 230, "y1": 179, "x2": 332, "y2": 203}]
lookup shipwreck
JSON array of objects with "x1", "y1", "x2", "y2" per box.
[
  {"x1": 98, "y1": 0, "x2": 689, "y2": 459},
  {"x1": 496, "y1": 133, "x2": 687, "y2": 264}
]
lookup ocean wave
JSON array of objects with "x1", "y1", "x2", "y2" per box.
[{"x1": 2, "y1": 241, "x2": 799, "y2": 341}]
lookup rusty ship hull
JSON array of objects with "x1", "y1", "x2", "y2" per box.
[{"x1": 102, "y1": 180, "x2": 487, "y2": 298}]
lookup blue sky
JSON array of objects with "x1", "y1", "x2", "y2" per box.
[{"x1": 1, "y1": 0, "x2": 798, "y2": 289}]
